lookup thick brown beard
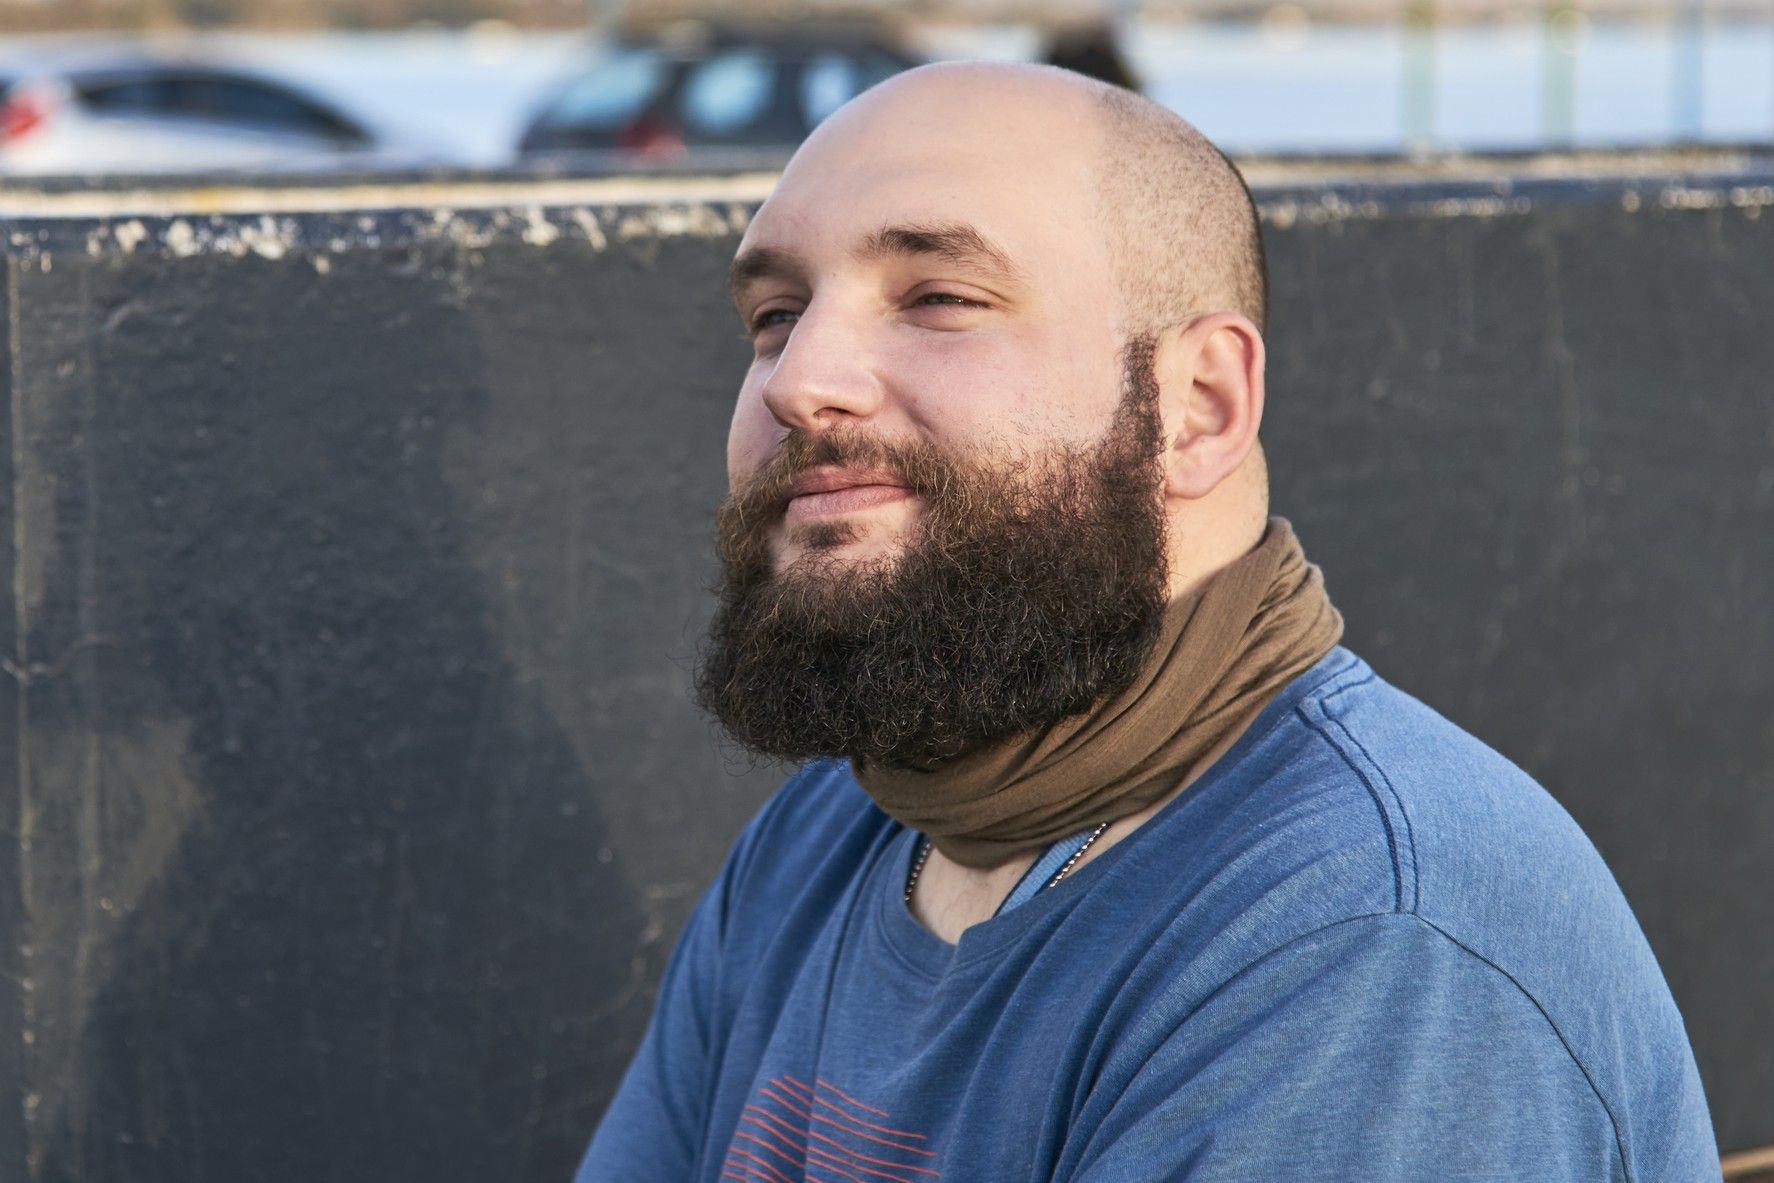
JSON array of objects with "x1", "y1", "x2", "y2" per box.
[{"x1": 694, "y1": 336, "x2": 1170, "y2": 770}]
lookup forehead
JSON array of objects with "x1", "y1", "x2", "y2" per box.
[{"x1": 738, "y1": 114, "x2": 1113, "y2": 290}]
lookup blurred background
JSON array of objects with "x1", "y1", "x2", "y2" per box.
[{"x1": 0, "y1": 0, "x2": 1771, "y2": 175}]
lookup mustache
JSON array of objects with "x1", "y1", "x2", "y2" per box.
[{"x1": 721, "y1": 428, "x2": 977, "y2": 538}]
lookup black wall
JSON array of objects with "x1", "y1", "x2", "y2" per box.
[{"x1": 0, "y1": 162, "x2": 1766, "y2": 1178}]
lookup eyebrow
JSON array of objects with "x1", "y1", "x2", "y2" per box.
[
  {"x1": 728, "y1": 220, "x2": 1028, "y2": 304},
  {"x1": 855, "y1": 222, "x2": 1028, "y2": 289},
  {"x1": 728, "y1": 245, "x2": 804, "y2": 303}
]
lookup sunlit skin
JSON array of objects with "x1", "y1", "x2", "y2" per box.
[{"x1": 726, "y1": 63, "x2": 1270, "y2": 943}]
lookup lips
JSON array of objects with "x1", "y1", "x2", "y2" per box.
[{"x1": 784, "y1": 467, "x2": 913, "y2": 522}]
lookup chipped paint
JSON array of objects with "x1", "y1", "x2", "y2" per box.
[
  {"x1": 519, "y1": 206, "x2": 559, "y2": 248},
  {"x1": 613, "y1": 203, "x2": 740, "y2": 240},
  {"x1": 112, "y1": 220, "x2": 147, "y2": 254},
  {"x1": 1, "y1": 154, "x2": 1769, "y2": 263},
  {"x1": 568, "y1": 207, "x2": 607, "y2": 250},
  {"x1": 1258, "y1": 182, "x2": 1666, "y2": 227},
  {"x1": 109, "y1": 214, "x2": 303, "y2": 261},
  {"x1": 236, "y1": 215, "x2": 295, "y2": 260},
  {"x1": 3, "y1": 196, "x2": 756, "y2": 262},
  {"x1": 1259, "y1": 192, "x2": 1387, "y2": 228},
  {"x1": 1650, "y1": 181, "x2": 1774, "y2": 212},
  {"x1": 163, "y1": 219, "x2": 198, "y2": 258},
  {"x1": 1416, "y1": 194, "x2": 1534, "y2": 218}
]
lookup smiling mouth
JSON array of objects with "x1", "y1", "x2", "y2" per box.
[{"x1": 782, "y1": 468, "x2": 915, "y2": 523}]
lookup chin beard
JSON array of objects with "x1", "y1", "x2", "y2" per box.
[{"x1": 695, "y1": 337, "x2": 1170, "y2": 770}]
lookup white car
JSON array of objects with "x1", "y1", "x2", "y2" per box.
[{"x1": 0, "y1": 55, "x2": 416, "y2": 176}]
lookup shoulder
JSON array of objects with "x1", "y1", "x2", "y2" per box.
[
  {"x1": 1071, "y1": 908, "x2": 1700, "y2": 1183},
  {"x1": 1289, "y1": 657, "x2": 1616, "y2": 925},
  {"x1": 1205, "y1": 650, "x2": 1658, "y2": 958},
  {"x1": 1290, "y1": 657, "x2": 1660, "y2": 986},
  {"x1": 1194, "y1": 652, "x2": 1714, "y2": 1181}
]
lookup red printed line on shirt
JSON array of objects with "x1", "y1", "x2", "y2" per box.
[
  {"x1": 723, "y1": 1072, "x2": 943, "y2": 1182},
  {"x1": 724, "y1": 1143, "x2": 797, "y2": 1183},
  {"x1": 757, "y1": 1091, "x2": 939, "y2": 1178},
  {"x1": 807, "y1": 1078, "x2": 892, "y2": 1120},
  {"x1": 775, "y1": 1077, "x2": 932, "y2": 1143},
  {"x1": 759, "y1": 1083, "x2": 938, "y2": 1163},
  {"x1": 807, "y1": 1142, "x2": 931, "y2": 1183},
  {"x1": 765, "y1": 1080, "x2": 933, "y2": 1152},
  {"x1": 737, "y1": 1112, "x2": 808, "y2": 1160},
  {"x1": 722, "y1": 1158, "x2": 779, "y2": 1183}
]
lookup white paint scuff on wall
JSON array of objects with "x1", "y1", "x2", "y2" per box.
[{"x1": 15, "y1": 156, "x2": 1774, "y2": 265}]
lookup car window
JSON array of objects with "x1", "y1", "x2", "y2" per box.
[
  {"x1": 180, "y1": 77, "x2": 357, "y2": 138},
  {"x1": 78, "y1": 77, "x2": 179, "y2": 115},
  {"x1": 799, "y1": 51, "x2": 906, "y2": 128},
  {"x1": 681, "y1": 49, "x2": 774, "y2": 134},
  {"x1": 77, "y1": 72, "x2": 361, "y2": 140},
  {"x1": 545, "y1": 49, "x2": 666, "y2": 127},
  {"x1": 799, "y1": 53, "x2": 857, "y2": 126}
]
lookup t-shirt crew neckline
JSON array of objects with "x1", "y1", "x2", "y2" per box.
[{"x1": 875, "y1": 646, "x2": 1362, "y2": 979}]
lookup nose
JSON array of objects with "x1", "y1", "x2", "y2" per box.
[{"x1": 756, "y1": 301, "x2": 885, "y2": 433}]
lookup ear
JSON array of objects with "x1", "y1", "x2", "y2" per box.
[{"x1": 1152, "y1": 312, "x2": 1265, "y2": 501}]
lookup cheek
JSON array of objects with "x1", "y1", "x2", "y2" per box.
[
  {"x1": 886, "y1": 330, "x2": 1118, "y2": 443},
  {"x1": 726, "y1": 378, "x2": 778, "y2": 488},
  {"x1": 886, "y1": 335, "x2": 1021, "y2": 430}
]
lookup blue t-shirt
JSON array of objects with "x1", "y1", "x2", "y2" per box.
[{"x1": 578, "y1": 649, "x2": 1719, "y2": 1181}]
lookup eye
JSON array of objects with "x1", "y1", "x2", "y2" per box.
[
  {"x1": 913, "y1": 291, "x2": 983, "y2": 309},
  {"x1": 749, "y1": 307, "x2": 800, "y2": 336}
]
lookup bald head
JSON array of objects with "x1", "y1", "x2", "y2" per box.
[
  {"x1": 1089, "y1": 83, "x2": 1268, "y2": 336},
  {"x1": 789, "y1": 62, "x2": 1267, "y2": 340}
]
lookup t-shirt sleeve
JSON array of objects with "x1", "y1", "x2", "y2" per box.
[
  {"x1": 1068, "y1": 912, "x2": 1645, "y2": 1183},
  {"x1": 572, "y1": 862, "x2": 731, "y2": 1183},
  {"x1": 572, "y1": 761, "x2": 852, "y2": 1182}
]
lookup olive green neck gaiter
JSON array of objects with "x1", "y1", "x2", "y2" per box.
[{"x1": 852, "y1": 517, "x2": 1344, "y2": 869}]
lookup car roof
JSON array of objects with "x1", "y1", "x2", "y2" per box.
[
  {"x1": 606, "y1": 20, "x2": 916, "y2": 62},
  {"x1": 0, "y1": 51, "x2": 377, "y2": 138},
  {"x1": 27, "y1": 54, "x2": 327, "y2": 92},
  {"x1": 0, "y1": 49, "x2": 348, "y2": 102}
]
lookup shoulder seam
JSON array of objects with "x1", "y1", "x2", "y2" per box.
[
  {"x1": 1318, "y1": 667, "x2": 1376, "y2": 705},
  {"x1": 1296, "y1": 693, "x2": 1420, "y2": 914},
  {"x1": 1413, "y1": 915, "x2": 1634, "y2": 1181},
  {"x1": 1166, "y1": 911, "x2": 1631, "y2": 1182}
]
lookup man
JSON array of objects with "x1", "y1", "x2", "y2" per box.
[{"x1": 578, "y1": 63, "x2": 1718, "y2": 1180}]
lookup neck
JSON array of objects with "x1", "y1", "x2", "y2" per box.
[{"x1": 1163, "y1": 490, "x2": 1268, "y2": 603}]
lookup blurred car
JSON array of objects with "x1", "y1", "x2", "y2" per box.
[
  {"x1": 516, "y1": 25, "x2": 919, "y2": 160},
  {"x1": 0, "y1": 55, "x2": 421, "y2": 176}
]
